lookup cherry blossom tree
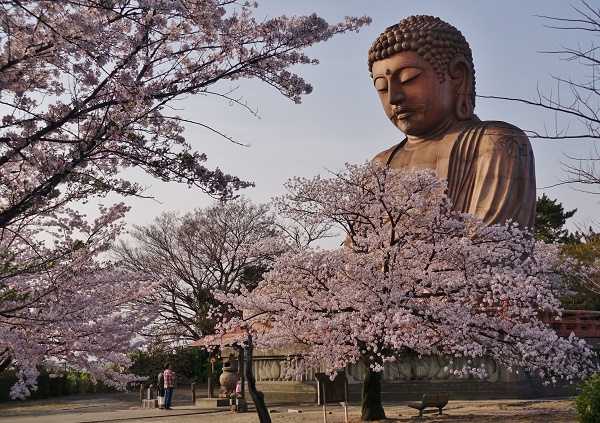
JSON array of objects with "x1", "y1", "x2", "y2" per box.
[
  {"x1": 0, "y1": 0, "x2": 370, "y2": 398},
  {"x1": 0, "y1": 202, "x2": 161, "y2": 399},
  {"x1": 216, "y1": 163, "x2": 595, "y2": 421},
  {"x1": 0, "y1": 0, "x2": 370, "y2": 227}
]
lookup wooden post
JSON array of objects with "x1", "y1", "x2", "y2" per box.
[
  {"x1": 322, "y1": 386, "x2": 328, "y2": 423},
  {"x1": 208, "y1": 352, "x2": 214, "y2": 398},
  {"x1": 191, "y1": 382, "x2": 196, "y2": 402},
  {"x1": 341, "y1": 402, "x2": 349, "y2": 423},
  {"x1": 139, "y1": 383, "x2": 144, "y2": 404},
  {"x1": 344, "y1": 377, "x2": 349, "y2": 422},
  {"x1": 238, "y1": 347, "x2": 245, "y2": 398}
]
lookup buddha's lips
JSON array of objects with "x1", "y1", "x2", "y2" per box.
[
  {"x1": 391, "y1": 105, "x2": 426, "y2": 120},
  {"x1": 394, "y1": 111, "x2": 414, "y2": 120}
]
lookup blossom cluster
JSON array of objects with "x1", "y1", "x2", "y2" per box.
[
  {"x1": 0, "y1": 1, "x2": 370, "y2": 231},
  {"x1": 0, "y1": 203, "x2": 161, "y2": 398}
]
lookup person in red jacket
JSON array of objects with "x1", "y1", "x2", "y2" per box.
[{"x1": 163, "y1": 362, "x2": 175, "y2": 410}]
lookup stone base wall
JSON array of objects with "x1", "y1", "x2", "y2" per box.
[
  {"x1": 247, "y1": 349, "x2": 327, "y2": 382},
  {"x1": 348, "y1": 379, "x2": 578, "y2": 402},
  {"x1": 251, "y1": 377, "x2": 578, "y2": 404},
  {"x1": 249, "y1": 353, "x2": 528, "y2": 384},
  {"x1": 254, "y1": 381, "x2": 318, "y2": 403},
  {"x1": 242, "y1": 353, "x2": 581, "y2": 403},
  {"x1": 345, "y1": 355, "x2": 523, "y2": 384}
]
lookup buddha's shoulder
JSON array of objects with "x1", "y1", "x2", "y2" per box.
[
  {"x1": 473, "y1": 120, "x2": 529, "y2": 141},
  {"x1": 456, "y1": 121, "x2": 533, "y2": 157},
  {"x1": 371, "y1": 142, "x2": 403, "y2": 164}
]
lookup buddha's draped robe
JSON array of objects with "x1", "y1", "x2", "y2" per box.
[{"x1": 376, "y1": 120, "x2": 536, "y2": 230}]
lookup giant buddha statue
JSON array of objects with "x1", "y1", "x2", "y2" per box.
[{"x1": 369, "y1": 15, "x2": 535, "y2": 229}]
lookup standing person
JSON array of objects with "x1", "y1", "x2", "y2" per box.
[
  {"x1": 163, "y1": 362, "x2": 175, "y2": 410},
  {"x1": 156, "y1": 370, "x2": 165, "y2": 410}
]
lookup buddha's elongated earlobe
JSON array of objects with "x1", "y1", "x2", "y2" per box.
[{"x1": 448, "y1": 55, "x2": 474, "y2": 121}]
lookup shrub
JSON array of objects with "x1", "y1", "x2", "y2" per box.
[
  {"x1": 0, "y1": 369, "x2": 18, "y2": 402},
  {"x1": 0, "y1": 367, "x2": 114, "y2": 402},
  {"x1": 576, "y1": 373, "x2": 600, "y2": 423},
  {"x1": 128, "y1": 345, "x2": 213, "y2": 388}
]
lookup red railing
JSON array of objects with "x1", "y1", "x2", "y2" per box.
[{"x1": 543, "y1": 310, "x2": 600, "y2": 338}]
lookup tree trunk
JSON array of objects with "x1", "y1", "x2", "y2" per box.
[
  {"x1": 0, "y1": 354, "x2": 12, "y2": 374},
  {"x1": 361, "y1": 356, "x2": 386, "y2": 421},
  {"x1": 244, "y1": 334, "x2": 271, "y2": 423}
]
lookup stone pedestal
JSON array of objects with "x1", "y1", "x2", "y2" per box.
[
  {"x1": 142, "y1": 399, "x2": 158, "y2": 408},
  {"x1": 196, "y1": 398, "x2": 233, "y2": 408},
  {"x1": 195, "y1": 397, "x2": 248, "y2": 411}
]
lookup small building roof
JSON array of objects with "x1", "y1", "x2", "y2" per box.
[{"x1": 187, "y1": 330, "x2": 247, "y2": 347}]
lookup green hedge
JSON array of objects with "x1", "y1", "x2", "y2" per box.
[
  {"x1": 0, "y1": 345, "x2": 217, "y2": 401},
  {"x1": 0, "y1": 369, "x2": 17, "y2": 402},
  {"x1": 0, "y1": 367, "x2": 115, "y2": 402},
  {"x1": 576, "y1": 373, "x2": 600, "y2": 423},
  {"x1": 128, "y1": 345, "x2": 219, "y2": 388}
]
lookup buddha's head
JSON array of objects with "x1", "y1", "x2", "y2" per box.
[{"x1": 368, "y1": 16, "x2": 476, "y2": 137}]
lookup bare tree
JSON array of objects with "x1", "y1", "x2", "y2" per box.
[
  {"x1": 481, "y1": 0, "x2": 600, "y2": 192},
  {"x1": 113, "y1": 197, "x2": 280, "y2": 342}
]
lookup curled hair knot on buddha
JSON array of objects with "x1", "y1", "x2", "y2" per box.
[{"x1": 368, "y1": 15, "x2": 476, "y2": 112}]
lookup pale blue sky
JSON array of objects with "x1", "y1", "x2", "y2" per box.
[{"x1": 115, "y1": 1, "x2": 598, "y2": 235}]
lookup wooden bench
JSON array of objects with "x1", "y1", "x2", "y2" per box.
[{"x1": 408, "y1": 393, "x2": 449, "y2": 417}]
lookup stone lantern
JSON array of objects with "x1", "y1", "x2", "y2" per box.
[{"x1": 219, "y1": 353, "x2": 239, "y2": 397}]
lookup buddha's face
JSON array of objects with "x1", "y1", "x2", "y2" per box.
[{"x1": 371, "y1": 51, "x2": 456, "y2": 138}]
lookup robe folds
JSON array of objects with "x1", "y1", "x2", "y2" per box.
[{"x1": 380, "y1": 120, "x2": 536, "y2": 230}]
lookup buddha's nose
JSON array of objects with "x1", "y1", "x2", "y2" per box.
[{"x1": 388, "y1": 83, "x2": 406, "y2": 105}]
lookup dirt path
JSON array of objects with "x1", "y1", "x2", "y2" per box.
[
  {"x1": 131, "y1": 400, "x2": 578, "y2": 423},
  {"x1": 0, "y1": 392, "x2": 579, "y2": 423}
]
